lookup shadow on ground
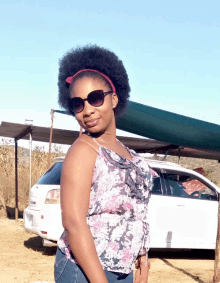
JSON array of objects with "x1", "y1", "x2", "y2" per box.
[
  {"x1": 160, "y1": 258, "x2": 207, "y2": 283},
  {"x1": 6, "y1": 206, "x2": 23, "y2": 219},
  {"x1": 149, "y1": 248, "x2": 214, "y2": 260},
  {"x1": 24, "y1": 236, "x2": 57, "y2": 256},
  {"x1": 149, "y1": 249, "x2": 214, "y2": 283}
]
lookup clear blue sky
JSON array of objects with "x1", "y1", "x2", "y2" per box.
[{"x1": 1, "y1": 0, "x2": 220, "y2": 149}]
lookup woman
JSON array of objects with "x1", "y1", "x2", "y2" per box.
[{"x1": 54, "y1": 45, "x2": 153, "y2": 283}]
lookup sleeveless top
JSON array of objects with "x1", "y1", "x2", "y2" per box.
[{"x1": 58, "y1": 138, "x2": 157, "y2": 274}]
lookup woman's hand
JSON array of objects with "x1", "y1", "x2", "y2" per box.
[{"x1": 134, "y1": 256, "x2": 151, "y2": 283}]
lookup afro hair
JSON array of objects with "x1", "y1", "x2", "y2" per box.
[{"x1": 58, "y1": 44, "x2": 130, "y2": 117}]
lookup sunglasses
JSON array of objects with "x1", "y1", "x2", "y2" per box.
[{"x1": 69, "y1": 90, "x2": 113, "y2": 114}]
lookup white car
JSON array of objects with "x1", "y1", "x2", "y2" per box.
[{"x1": 24, "y1": 157, "x2": 219, "y2": 249}]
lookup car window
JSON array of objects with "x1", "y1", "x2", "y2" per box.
[
  {"x1": 162, "y1": 170, "x2": 218, "y2": 201},
  {"x1": 37, "y1": 162, "x2": 63, "y2": 185},
  {"x1": 182, "y1": 178, "x2": 217, "y2": 200},
  {"x1": 151, "y1": 169, "x2": 163, "y2": 195}
]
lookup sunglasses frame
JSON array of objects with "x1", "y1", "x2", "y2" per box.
[{"x1": 68, "y1": 90, "x2": 113, "y2": 114}]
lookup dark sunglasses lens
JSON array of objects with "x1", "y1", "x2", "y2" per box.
[
  {"x1": 88, "y1": 91, "x2": 104, "y2": 107},
  {"x1": 70, "y1": 98, "x2": 84, "y2": 113}
]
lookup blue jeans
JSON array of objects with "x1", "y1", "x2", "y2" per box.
[{"x1": 54, "y1": 248, "x2": 133, "y2": 283}]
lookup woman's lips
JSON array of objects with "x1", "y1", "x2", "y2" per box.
[{"x1": 85, "y1": 119, "x2": 99, "y2": 127}]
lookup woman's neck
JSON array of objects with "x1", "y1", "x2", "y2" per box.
[{"x1": 90, "y1": 130, "x2": 117, "y2": 146}]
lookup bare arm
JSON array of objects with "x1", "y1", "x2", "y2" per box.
[
  {"x1": 135, "y1": 255, "x2": 151, "y2": 283},
  {"x1": 60, "y1": 140, "x2": 108, "y2": 283}
]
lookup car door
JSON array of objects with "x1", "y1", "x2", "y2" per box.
[
  {"x1": 148, "y1": 168, "x2": 173, "y2": 248},
  {"x1": 160, "y1": 169, "x2": 218, "y2": 249}
]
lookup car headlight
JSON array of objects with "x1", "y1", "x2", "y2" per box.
[{"x1": 45, "y1": 189, "x2": 60, "y2": 204}]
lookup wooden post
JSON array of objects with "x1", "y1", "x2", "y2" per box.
[
  {"x1": 213, "y1": 198, "x2": 220, "y2": 282},
  {"x1": 48, "y1": 109, "x2": 54, "y2": 168},
  {"x1": 15, "y1": 139, "x2": 18, "y2": 221}
]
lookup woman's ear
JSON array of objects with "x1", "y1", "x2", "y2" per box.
[{"x1": 112, "y1": 93, "x2": 118, "y2": 109}]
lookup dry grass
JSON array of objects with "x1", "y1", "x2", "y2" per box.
[{"x1": 0, "y1": 138, "x2": 64, "y2": 217}]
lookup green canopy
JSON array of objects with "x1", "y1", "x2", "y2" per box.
[
  {"x1": 116, "y1": 101, "x2": 220, "y2": 151},
  {"x1": 55, "y1": 100, "x2": 220, "y2": 152}
]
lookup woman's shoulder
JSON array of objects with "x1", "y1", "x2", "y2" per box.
[
  {"x1": 65, "y1": 134, "x2": 99, "y2": 163},
  {"x1": 73, "y1": 134, "x2": 99, "y2": 150}
]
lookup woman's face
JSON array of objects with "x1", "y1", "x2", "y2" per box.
[{"x1": 70, "y1": 77, "x2": 118, "y2": 134}]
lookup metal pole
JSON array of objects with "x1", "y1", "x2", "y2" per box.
[
  {"x1": 15, "y1": 139, "x2": 18, "y2": 221},
  {"x1": 48, "y1": 109, "x2": 54, "y2": 168},
  {"x1": 29, "y1": 131, "x2": 32, "y2": 190},
  {"x1": 79, "y1": 126, "x2": 83, "y2": 136}
]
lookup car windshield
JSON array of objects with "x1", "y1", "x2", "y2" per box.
[{"x1": 37, "y1": 162, "x2": 63, "y2": 185}]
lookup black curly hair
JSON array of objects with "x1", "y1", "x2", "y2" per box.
[{"x1": 58, "y1": 44, "x2": 130, "y2": 117}]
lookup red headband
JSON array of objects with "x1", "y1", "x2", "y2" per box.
[{"x1": 66, "y1": 69, "x2": 116, "y2": 94}]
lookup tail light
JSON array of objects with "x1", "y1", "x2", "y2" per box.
[{"x1": 45, "y1": 189, "x2": 60, "y2": 204}]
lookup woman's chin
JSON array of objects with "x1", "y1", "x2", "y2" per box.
[
  {"x1": 85, "y1": 126, "x2": 104, "y2": 135},
  {"x1": 87, "y1": 128, "x2": 102, "y2": 134}
]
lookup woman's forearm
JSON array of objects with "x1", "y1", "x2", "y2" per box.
[
  {"x1": 65, "y1": 223, "x2": 108, "y2": 283},
  {"x1": 135, "y1": 254, "x2": 150, "y2": 283}
]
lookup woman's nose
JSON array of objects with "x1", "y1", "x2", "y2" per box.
[{"x1": 83, "y1": 101, "x2": 95, "y2": 116}]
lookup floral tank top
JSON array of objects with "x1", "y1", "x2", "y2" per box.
[{"x1": 58, "y1": 139, "x2": 157, "y2": 274}]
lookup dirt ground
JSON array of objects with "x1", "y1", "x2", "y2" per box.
[{"x1": 0, "y1": 218, "x2": 215, "y2": 283}]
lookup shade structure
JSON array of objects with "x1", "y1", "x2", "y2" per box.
[
  {"x1": 1, "y1": 121, "x2": 220, "y2": 161},
  {"x1": 116, "y1": 101, "x2": 220, "y2": 152}
]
